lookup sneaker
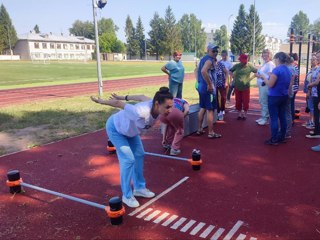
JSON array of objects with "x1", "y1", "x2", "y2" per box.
[
  {"x1": 309, "y1": 131, "x2": 314, "y2": 134},
  {"x1": 258, "y1": 119, "x2": 268, "y2": 125},
  {"x1": 264, "y1": 139, "x2": 279, "y2": 146},
  {"x1": 306, "y1": 123, "x2": 315, "y2": 130},
  {"x1": 285, "y1": 134, "x2": 292, "y2": 139},
  {"x1": 256, "y1": 118, "x2": 263, "y2": 123},
  {"x1": 311, "y1": 145, "x2": 320, "y2": 152},
  {"x1": 170, "y1": 148, "x2": 181, "y2": 155},
  {"x1": 162, "y1": 143, "x2": 171, "y2": 149},
  {"x1": 302, "y1": 121, "x2": 311, "y2": 127},
  {"x1": 306, "y1": 133, "x2": 320, "y2": 138},
  {"x1": 218, "y1": 112, "x2": 224, "y2": 121},
  {"x1": 133, "y1": 188, "x2": 155, "y2": 198},
  {"x1": 122, "y1": 195, "x2": 140, "y2": 208}
]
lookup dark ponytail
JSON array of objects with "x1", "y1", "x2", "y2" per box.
[
  {"x1": 274, "y1": 52, "x2": 291, "y2": 64},
  {"x1": 152, "y1": 87, "x2": 173, "y2": 106}
]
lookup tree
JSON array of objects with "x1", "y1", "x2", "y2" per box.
[
  {"x1": 99, "y1": 33, "x2": 125, "y2": 53},
  {"x1": 230, "y1": 4, "x2": 248, "y2": 55},
  {"x1": 246, "y1": 4, "x2": 265, "y2": 57},
  {"x1": 98, "y1": 18, "x2": 118, "y2": 36},
  {"x1": 69, "y1": 20, "x2": 94, "y2": 39},
  {"x1": 33, "y1": 24, "x2": 40, "y2": 34},
  {"x1": 148, "y1": 12, "x2": 165, "y2": 60},
  {"x1": 213, "y1": 25, "x2": 228, "y2": 51},
  {"x1": 310, "y1": 18, "x2": 320, "y2": 52},
  {"x1": 124, "y1": 15, "x2": 139, "y2": 58},
  {"x1": 0, "y1": 4, "x2": 18, "y2": 54},
  {"x1": 136, "y1": 16, "x2": 145, "y2": 59},
  {"x1": 163, "y1": 6, "x2": 182, "y2": 57},
  {"x1": 190, "y1": 14, "x2": 206, "y2": 58},
  {"x1": 287, "y1": 11, "x2": 310, "y2": 40}
]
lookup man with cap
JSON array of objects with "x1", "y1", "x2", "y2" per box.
[
  {"x1": 196, "y1": 43, "x2": 222, "y2": 139},
  {"x1": 161, "y1": 51, "x2": 185, "y2": 99},
  {"x1": 230, "y1": 54, "x2": 257, "y2": 120}
]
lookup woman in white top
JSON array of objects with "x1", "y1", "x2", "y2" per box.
[
  {"x1": 91, "y1": 87, "x2": 173, "y2": 208},
  {"x1": 255, "y1": 49, "x2": 275, "y2": 125}
]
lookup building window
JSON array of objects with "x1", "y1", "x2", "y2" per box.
[
  {"x1": 70, "y1": 54, "x2": 75, "y2": 59},
  {"x1": 87, "y1": 45, "x2": 90, "y2": 50},
  {"x1": 50, "y1": 43, "x2": 55, "y2": 49},
  {"x1": 57, "y1": 53, "x2": 62, "y2": 59},
  {"x1": 42, "y1": 43, "x2": 47, "y2": 49},
  {"x1": 70, "y1": 44, "x2": 74, "y2": 50},
  {"x1": 34, "y1": 42, "x2": 40, "y2": 49},
  {"x1": 92, "y1": 45, "x2": 95, "y2": 50},
  {"x1": 51, "y1": 54, "x2": 56, "y2": 59},
  {"x1": 81, "y1": 44, "x2": 85, "y2": 50},
  {"x1": 57, "y1": 44, "x2": 61, "y2": 49},
  {"x1": 75, "y1": 44, "x2": 79, "y2": 50},
  {"x1": 63, "y1": 44, "x2": 68, "y2": 49},
  {"x1": 64, "y1": 54, "x2": 69, "y2": 59}
]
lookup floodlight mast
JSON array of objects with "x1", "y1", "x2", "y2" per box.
[{"x1": 92, "y1": 0, "x2": 106, "y2": 97}]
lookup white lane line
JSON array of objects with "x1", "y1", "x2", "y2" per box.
[
  {"x1": 223, "y1": 220, "x2": 244, "y2": 240},
  {"x1": 250, "y1": 238, "x2": 258, "y2": 240},
  {"x1": 153, "y1": 212, "x2": 170, "y2": 224},
  {"x1": 136, "y1": 208, "x2": 153, "y2": 219},
  {"x1": 129, "y1": 176, "x2": 189, "y2": 216},
  {"x1": 200, "y1": 225, "x2": 215, "y2": 238},
  {"x1": 236, "y1": 233, "x2": 247, "y2": 240},
  {"x1": 162, "y1": 215, "x2": 178, "y2": 226},
  {"x1": 190, "y1": 222, "x2": 206, "y2": 236},
  {"x1": 144, "y1": 210, "x2": 161, "y2": 221},
  {"x1": 180, "y1": 219, "x2": 196, "y2": 232},
  {"x1": 170, "y1": 217, "x2": 187, "y2": 230},
  {"x1": 210, "y1": 228, "x2": 225, "y2": 240}
]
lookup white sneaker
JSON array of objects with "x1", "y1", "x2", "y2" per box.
[
  {"x1": 258, "y1": 119, "x2": 268, "y2": 125},
  {"x1": 255, "y1": 118, "x2": 263, "y2": 123},
  {"x1": 170, "y1": 148, "x2": 181, "y2": 155},
  {"x1": 133, "y1": 188, "x2": 155, "y2": 198},
  {"x1": 218, "y1": 112, "x2": 223, "y2": 121},
  {"x1": 122, "y1": 195, "x2": 140, "y2": 208}
]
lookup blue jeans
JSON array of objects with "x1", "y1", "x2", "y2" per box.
[
  {"x1": 268, "y1": 96, "x2": 288, "y2": 142},
  {"x1": 106, "y1": 116, "x2": 146, "y2": 198},
  {"x1": 169, "y1": 80, "x2": 183, "y2": 99}
]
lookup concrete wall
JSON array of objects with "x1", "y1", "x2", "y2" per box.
[{"x1": 0, "y1": 55, "x2": 20, "y2": 60}]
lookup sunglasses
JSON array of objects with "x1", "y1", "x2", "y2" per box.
[{"x1": 212, "y1": 49, "x2": 219, "y2": 53}]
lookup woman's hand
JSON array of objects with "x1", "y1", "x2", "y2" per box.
[
  {"x1": 91, "y1": 96, "x2": 103, "y2": 104},
  {"x1": 110, "y1": 93, "x2": 122, "y2": 100}
]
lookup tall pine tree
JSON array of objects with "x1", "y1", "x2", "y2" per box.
[
  {"x1": 246, "y1": 4, "x2": 265, "y2": 57},
  {"x1": 230, "y1": 4, "x2": 248, "y2": 55},
  {"x1": 136, "y1": 16, "x2": 145, "y2": 59},
  {"x1": 163, "y1": 6, "x2": 182, "y2": 58},
  {"x1": 125, "y1": 15, "x2": 139, "y2": 59},
  {"x1": 213, "y1": 25, "x2": 228, "y2": 51},
  {"x1": 33, "y1": 24, "x2": 40, "y2": 34},
  {"x1": 148, "y1": 12, "x2": 165, "y2": 60},
  {"x1": 0, "y1": 4, "x2": 18, "y2": 54}
]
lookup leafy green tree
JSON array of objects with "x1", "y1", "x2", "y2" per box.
[
  {"x1": 99, "y1": 33, "x2": 125, "y2": 53},
  {"x1": 136, "y1": 16, "x2": 145, "y2": 59},
  {"x1": 213, "y1": 25, "x2": 228, "y2": 51},
  {"x1": 148, "y1": 12, "x2": 165, "y2": 60},
  {"x1": 310, "y1": 18, "x2": 320, "y2": 52},
  {"x1": 0, "y1": 4, "x2": 18, "y2": 54},
  {"x1": 69, "y1": 20, "x2": 94, "y2": 39},
  {"x1": 288, "y1": 11, "x2": 310, "y2": 40},
  {"x1": 230, "y1": 4, "x2": 248, "y2": 55},
  {"x1": 125, "y1": 15, "x2": 139, "y2": 58},
  {"x1": 190, "y1": 14, "x2": 206, "y2": 58},
  {"x1": 163, "y1": 6, "x2": 182, "y2": 57},
  {"x1": 98, "y1": 18, "x2": 118, "y2": 36},
  {"x1": 33, "y1": 24, "x2": 40, "y2": 34},
  {"x1": 113, "y1": 39, "x2": 126, "y2": 53},
  {"x1": 246, "y1": 4, "x2": 265, "y2": 56},
  {"x1": 179, "y1": 14, "x2": 192, "y2": 52}
]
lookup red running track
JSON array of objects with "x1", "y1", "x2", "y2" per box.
[
  {"x1": 0, "y1": 73, "x2": 194, "y2": 107},
  {"x1": 0, "y1": 88, "x2": 319, "y2": 240}
]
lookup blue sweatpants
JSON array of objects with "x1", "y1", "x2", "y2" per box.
[{"x1": 106, "y1": 115, "x2": 146, "y2": 198}]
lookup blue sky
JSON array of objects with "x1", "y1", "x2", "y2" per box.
[{"x1": 1, "y1": 0, "x2": 319, "y2": 42}]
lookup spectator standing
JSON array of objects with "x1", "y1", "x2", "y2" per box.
[
  {"x1": 196, "y1": 43, "x2": 222, "y2": 139},
  {"x1": 230, "y1": 54, "x2": 257, "y2": 120},
  {"x1": 258, "y1": 52, "x2": 291, "y2": 145},
  {"x1": 161, "y1": 51, "x2": 185, "y2": 98},
  {"x1": 215, "y1": 57, "x2": 229, "y2": 121},
  {"x1": 255, "y1": 49, "x2": 275, "y2": 125}
]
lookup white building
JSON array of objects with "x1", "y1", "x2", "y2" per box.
[
  {"x1": 14, "y1": 32, "x2": 95, "y2": 61},
  {"x1": 264, "y1": 35, "x2": 282, "y2": 56}
]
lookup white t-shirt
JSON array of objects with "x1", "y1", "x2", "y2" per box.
[
  {"x1": 220, "y1": 60, "x2": 233, "y2": 71},
  {"x1": 113, "y1": 100, "x2": 156, "y2": 137},
  {"x1": 257, "y1": 61, "x2": 275, "y2": 85}
]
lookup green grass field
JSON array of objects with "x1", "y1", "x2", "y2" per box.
[{"x1": 0, "y1": 61, "x2": 195, "y2": 90}]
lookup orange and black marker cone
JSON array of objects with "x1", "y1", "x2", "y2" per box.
[
  {"x1": 106, "y1": 196, "x2": 125, "y2": 225},
  {"x1": 7, "y1": 170, "x2": 22, "y2": 194},
  {"x1": 107, "y1": 140, "x2": 116, "y2": 154},
  {"x1": 191, "y1": 149, "x2": 201, "y2": 171}
]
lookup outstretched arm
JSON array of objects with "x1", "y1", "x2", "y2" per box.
[
  {"x1": 90, "y1": 96, "x2": 126, "y2": 109},
  {"x1": 110, "y1": 93, "x2": 151, "y2": 102}
]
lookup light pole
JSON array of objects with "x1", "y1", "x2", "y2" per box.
[
  {"x1": 252, "y1": 0, "x2": 256, "y2": 65},
  {"x1": 92, "y1": 0, "x2": 106, "y2": 97},
  {"x1": 228, "y1": 14, "x2": 233, "y2": 51}
]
